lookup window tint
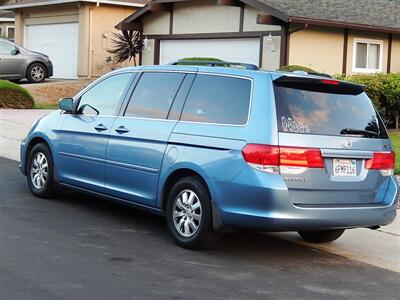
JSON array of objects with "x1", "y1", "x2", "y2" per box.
[
  {"x1": 274, "y1": 85, "x2": 388, "y2": 139},
  {"x1": 125, "y1": 72, "x2": 185, "y2": 119},
  {"x1": 0, "y1": 41, "x2": 14, "y2": 54},
  {"x1": 78, "y1": 73, "x2": 132, "y2": 116},
  {"x1": 181, "y1": 75, "x2": 251, "y2": 125}
]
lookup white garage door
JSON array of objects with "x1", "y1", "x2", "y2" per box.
[
  {"x1": 25, "y1": 23, "x2": 78, "y2": 79},
  {"x1": 160, "y1": 38, "x2": 260, "y2": 66}
]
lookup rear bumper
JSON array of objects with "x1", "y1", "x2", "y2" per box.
[{"x1": 215, "y1": 171, "x2": 398, "y2": 232}]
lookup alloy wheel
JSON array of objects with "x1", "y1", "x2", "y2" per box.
[
  {"x1": 173, "y1": 189, "x2": 202, "y2": 237},
  {"x1": 30, "y1": 152, "x2": 48, "y2": 190},
  {"x1": 31, "y1": 66, "x2": 45, "y2": 82}
]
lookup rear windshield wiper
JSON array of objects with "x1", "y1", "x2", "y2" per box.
[{"x1": 340, "y1": 128, "x2": 379, "y2": 138}]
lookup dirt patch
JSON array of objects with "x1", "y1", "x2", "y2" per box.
[
  {"x1": 23, "y1": 80, "x2": 92, "y2": 105},
  {"x1": 0, "y1": 89, "x2": 34, "y2": 109}
]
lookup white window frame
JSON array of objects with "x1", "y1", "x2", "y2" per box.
[
  {"x1": 6, "y1": 26, "x2": 14, "y2": 40},
  {"x1": 352, "y1": 38, "x2": 383, "y2": 73}
]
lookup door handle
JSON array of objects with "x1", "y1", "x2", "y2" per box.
[
  {"x1": 115, "y1": 126, "x2": 130, "y2": 134},
  {"x1": 95, "y1": 124, "x2": 108, "y2": 132}
]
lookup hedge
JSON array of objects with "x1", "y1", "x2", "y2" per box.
[
  {"x1": 336, "y1": 73, "x2": 400, "y2": 129},
  {"x1": 0, "y1": 80, "x2": 35, "y2": 109}
]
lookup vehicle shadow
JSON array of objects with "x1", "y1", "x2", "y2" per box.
[{"x1": 54, "y1": 189, "x2": 336, "y2": 263}]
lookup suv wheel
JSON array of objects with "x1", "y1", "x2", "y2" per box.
[
  {"x1": 298, "y1": 229, "x2": 345, "y2": 243},
  {"x1": 27, "y1": 63, "x2": 47, "y2": 83},
  {"x1": 166, "y1": 176, "x2": 219, "y2": 249},
  {"x1": 27, "y1": 143, "x2": 56, "y2": 198}
]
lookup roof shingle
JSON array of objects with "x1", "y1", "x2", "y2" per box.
[{"x1": 258, "y1": 0, "x2": 400, "y2": 30}]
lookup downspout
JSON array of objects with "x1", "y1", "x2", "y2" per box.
[{"x1": 87, "y1": 1, "x2": 100, "y2": 79}]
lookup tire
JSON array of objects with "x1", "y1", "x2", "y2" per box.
[
  {"x1": 27, "y1": 143, "x2": 56, "y2": 198},
  {"x1": 165, "y1": 176, "x2": 220, "y2": 249},
  {"x1": 26, "y1": 63, "x2": 47, "y2": 83},
  {"x1": 298, "y1": 229, "x2": 345, "y2": 243}
]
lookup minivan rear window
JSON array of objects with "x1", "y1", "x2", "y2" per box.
[{"x1": 274, "y1": 83, "x2": 388, "y2": 139}]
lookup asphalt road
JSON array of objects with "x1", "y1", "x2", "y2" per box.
[{"x1": 1, "y1": 157, "x2": 399, "y2": 300}]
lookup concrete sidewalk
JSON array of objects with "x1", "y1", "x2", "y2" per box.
[
  {"x1": 0, "y1": 109, "x2": 399, "y2": 273},
  {"x1": 0, "y1": 109, "x2": 54, "y2": 161}
]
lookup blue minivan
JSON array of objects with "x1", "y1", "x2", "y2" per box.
[{"x1": 20, "y1": 63, "x2": 398, "y2": 249}]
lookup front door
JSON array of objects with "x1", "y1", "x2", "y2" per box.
[
  {"x1": 105, "y1": 71, "x2": 194, "y2": 206},
  {"x1": 57, "y1": 73, "x2": 134, "y2": 193}
]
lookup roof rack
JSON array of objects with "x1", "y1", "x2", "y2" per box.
[{"x1": 168, "y1": 60, "x2": 260, "y2": 71}]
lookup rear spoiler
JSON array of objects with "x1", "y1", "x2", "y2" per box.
[{"x1": 273, "y1": 76, "x2": 365, "y2": 95}]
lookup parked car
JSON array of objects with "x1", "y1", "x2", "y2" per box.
[
  {"x1": 0, "y1": 38, "x2": 53, "y2": 83},
  {"x1": 19, "y1": 64, "x2": 398, "y2": 249}
]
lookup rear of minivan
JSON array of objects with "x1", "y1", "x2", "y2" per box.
[{"x1": 235, "y1": 73, "x2": 397, "y2": 241}]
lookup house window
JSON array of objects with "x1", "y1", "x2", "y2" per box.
[
  {"x1": 7, "y1": 26, "x2": 15, "y2": 41},
  {"x1": 353, "y1": 39, "x2": 383, "y2": 73}
]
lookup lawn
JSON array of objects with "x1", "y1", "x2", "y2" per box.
[
  {"x1": 389, "y1": 131, "x2": 400, "y2": 174},
  {"x1": 0, "y1": 80, "x2": 34, "y2": 108}
]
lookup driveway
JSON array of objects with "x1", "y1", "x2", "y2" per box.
[{"x1": 1, "y1": 157, "x2": 399, "y2": 300}]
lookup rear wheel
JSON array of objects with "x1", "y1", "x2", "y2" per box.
[
  {"x1": 165, "y1": 176, "x2": 219, "y2": 249},
  {"x1": 27, "y1": 63, "x2": 47, "y2": 83},
  {"x1": 298, "y1": 229, "x2": 345, "y2": 243},
  {"x1": 27, "y1": 143, "x2": 56, "y2": 198}
]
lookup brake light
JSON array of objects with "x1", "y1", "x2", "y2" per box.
[
  {"x1": 242, "y1": 144, "x2": 324, "y2": 173},
  {"x1": 320, "y1": 79, "x2": 340, "y2": 85},
  {"x1": 365, "y1": 152, "x2": 395, "y2": 170}
]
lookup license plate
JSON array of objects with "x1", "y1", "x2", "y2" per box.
[{"x1": 333, "y1": 159, "x2": 357, "y2": 177}]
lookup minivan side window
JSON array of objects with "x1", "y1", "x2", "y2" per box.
[
  {"x1": 0, "y1": 41, "x2": 14, "y2": 54},
  {"x1": 124, "y1": 72, "x2": 186, "y2": 119},
  {"x1": 77, "y1": 73, "x2": 132, "y2": 116},
  {"x1": 181, "y1": 75, "x2": 251, "y2": 125}
]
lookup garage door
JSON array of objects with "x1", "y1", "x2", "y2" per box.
[
  {"x1": 25, "y1": 23, "x2": 78, "y2": 79},
  {"x1": 160, "y1": 38, "x2": 260, "y2": 66}
]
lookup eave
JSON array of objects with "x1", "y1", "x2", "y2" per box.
[{"x1": 0, "y1": 0, "x2": 145, "y2": 10}]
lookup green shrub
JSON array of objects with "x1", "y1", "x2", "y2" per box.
[
  {"x1": 338, "y1": 73, "x2": 400, "y2": 129},
  {"x1": 0, "y1": 80, "x2": 35, "y2": 109},
  {"x1": 278, "y1": 65, "x2": 317, "y2": 73}
]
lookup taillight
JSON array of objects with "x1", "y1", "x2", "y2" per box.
[
  {"x1": 242, "y1": 144, "x2": 324, "y2": 174},
  {"x1": 365, "y1": 152, "x2": 395, "y2": 170},
  {"x1": 320, "y1": 79, "x2": 341, "y2": 85}
]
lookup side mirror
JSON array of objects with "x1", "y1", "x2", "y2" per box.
[
  {"x1": 11, "y1": 48, "x2": 20, "y2": 55},
  {"x1": 59, "y1": 97, "x2": 74, "y2": 113}
]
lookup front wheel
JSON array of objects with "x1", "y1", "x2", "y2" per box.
[
  {"x1": 27, "y1": 143, "x2": 56, "y2": 198},
  {"x1": 27, "y1": 63, "x2": 47, "y2": 83},
  {"x1": 298, "y1": 229, "x2": 345, "y2": 243},
  {"x1": 165, "y1": 176, "x2": 220, "y2": 249}
]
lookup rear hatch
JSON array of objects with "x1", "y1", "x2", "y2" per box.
[{"x1": 273, "y1": 75, "x2": 394, "y2": 207}]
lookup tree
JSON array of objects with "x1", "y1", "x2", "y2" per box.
[{"x1": 108, "y1": 30, "x2": 143, "y2": 66}]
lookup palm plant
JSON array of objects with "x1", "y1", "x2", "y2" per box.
[{"x1": 108, "y1": 30, "x2": 143, "y2": 65}]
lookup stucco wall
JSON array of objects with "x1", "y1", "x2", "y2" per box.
[
  {"x1": 346, "y1": 30, "x2": 389, "y2": 75},
  {"x1": 288, "y1": 25, "x2": 344, "y2": 75},
  {"x1": 243, "y1": 6, "x2": 280, "y2": 32},
  {"x1": 0, "y1": 21, "x2": 14, "y2": 39},
  {"x1": 81, "y1": 3, "x2": 136, "y2": 78},
  {"x1": 173, "y1": 0, "x2": 240, "y2": 34},
  {"x1": 13, "y1": 3, "x2": 79, "y2": 46},
  {"x1": 262, "y1": 35, "x2": 281, "y2": 70},
  {"x1": 12, "y1": 3, "x2": 137, "y2": 78},
  {"x1": 391, "y1": 35, "x2": 400, "y2": 73},
  {"x1": 143, "y1": 11, "x2": 170, "y2": 36}
]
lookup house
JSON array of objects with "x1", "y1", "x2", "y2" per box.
[
  {"x1": 0, "y1": 0, "x2": 147, "y2": 79},
  {"x1": 116, "y1": 0, "x2": 400, "y2": 75},
  {"x1": 0, "y1": 10, "x2": 14, "y2": 41}
]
